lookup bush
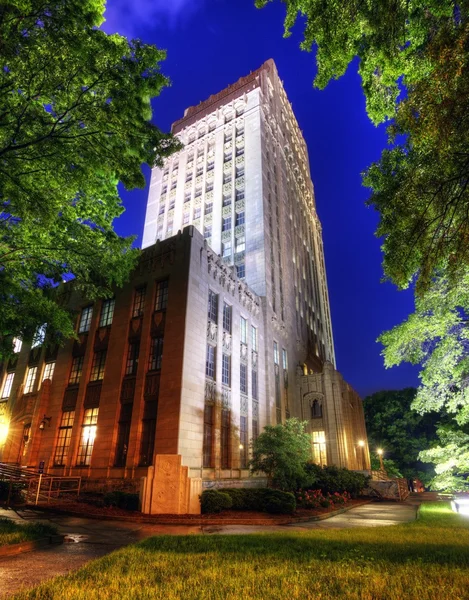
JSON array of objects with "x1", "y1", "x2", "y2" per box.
[
  {"x1": 216, "y1": 488, "x2": 296, "y2": 514},
  {"x1": 103, "y1": 491, "x2": 139, "y2": 511},
  {"x1": 0, "y1": 480, "x2": 26, "y2": 505},
  {"x1": 303, "y1": 464, "x2": 369, "y2": 498},
  {"x1": 200, "y1": 490, "x2": 233, "y2": 514}
]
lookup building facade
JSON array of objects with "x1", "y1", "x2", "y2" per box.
[{"x1": 0, "y1": 61, "x2": 370, "y2": 489}]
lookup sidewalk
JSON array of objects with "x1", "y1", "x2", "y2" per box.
[{"x1": 0, "y1": 500, "x2": 420, "y2": 597}]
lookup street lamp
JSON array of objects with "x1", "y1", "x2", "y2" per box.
[{"x1": 377, "y1": 448, "x2": 384, "y2": 471}]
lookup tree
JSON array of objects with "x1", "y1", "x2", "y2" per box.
[
  {"x1": 0, "y1": 0, "x2": 180, "y2": 357},
  {"x1": 250, "y1": 418, "x2": 311, "y2": 491}
]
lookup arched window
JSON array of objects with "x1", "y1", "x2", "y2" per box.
[{"x1": 311, "y1": 399, "x2": 322, "y2": 419}]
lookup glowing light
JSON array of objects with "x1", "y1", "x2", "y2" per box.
[
  {"x1": 452, "y1": 497, "x2": 469, "y2": 517},
  {"x1": 239, "y1": 444, "x2": 244, "y2": 450},
  {"x1": 83, "y1": 425, "x2": 97, "y2": 444},
  {"x1": 0, "y1": 421, "x2": 9, "y2": 445},
  {"x1": 377, "y1": 448, "x2": 383, "y2": 456},
  {"x1": 358, "y1": 440, "x2": 365, "y2": 447}
]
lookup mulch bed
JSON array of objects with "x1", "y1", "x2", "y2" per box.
[{"x1": 31, "y1": 498, "x2": 371, "y2": 526}]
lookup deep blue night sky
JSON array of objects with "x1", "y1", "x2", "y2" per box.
[{"x1": 101, "y1": 0, "x2": 420, "y2": 397}]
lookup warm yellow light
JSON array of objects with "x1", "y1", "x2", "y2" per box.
[
  {"x1": 83, "y1": 425, "x2": 97, "y2": 444},
  {"x1": 239, "y1": 444, "x2": 244, "y2": 450},
  {"x1": 377, "y1": 448, "x2": 383, "y2": 456},
  {"x1": 358, "y1": 440, "x2": 365, "y2": 447},
  {"x1": 0, "y1": 422, "x2": 9, "y2": 445}
]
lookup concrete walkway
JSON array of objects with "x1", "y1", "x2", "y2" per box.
[{"x1": 0, "y1": 501, "x2": 419, "y2": 597}]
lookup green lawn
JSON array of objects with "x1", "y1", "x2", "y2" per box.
[
  {"x1": 13, "y1": 503, "x2": 469, "y2": 600},
  {"x1": 0, "y1": 518, "x2": 58, "y2": 547}
]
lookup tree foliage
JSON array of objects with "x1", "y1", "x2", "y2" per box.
[
  {"x1": 0, "y1": 0, "x2": 180, "y2": 357},
  {"x1": 419, "y1": 425, "x2": 469, "y2": 491},
  {"x1": 250, "y1": 418, "x2": 311, "y2": 491}
]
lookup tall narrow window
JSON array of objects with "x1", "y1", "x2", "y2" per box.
[
  {"x1": 240, "y1": 317, "x2": 247, "y2": 344},
  {"x1": 240, "y1": 416, "x2": 248, "y2": 468},
  {"x1": 251, "y1": 326, "x2": 257, "y2": 352},
  {"x1": 203, "y1": 404, "x2": 214, "y2": 468},
  {"x1": 99, "y1": 298, "x2": 115, "y2": 327},
  {"x1": 282, "y1": 348, "x2": 288, "y2": 370},
  {"x1": 240, "y1": 363, "x2": 248, "y2": 394},
  {"x1": 222, "y1": 354, "x2": 231, "y2": 387},
  {"x1": 54, "y1": 411, "x2": 75, "y2": 466},
  {"x1": 125, "y1": 341, "x2": 140, "y2": 375},
  {"x1": 311, "y1": 400, "x2": 322, "y2": 419},
  {"x1": 252, "y1": 408, "x2": 259, "y2": 442},
  {"x1": 312, "y1": 431, "x2": 327, "y2": 466},
  {"x1": 205, "y1": 345, "x2": 216, "y2": 379},
  {"x1": 155, "y1": 280, "x2": 169, "y2": 311},
  {"x1": 24, "y1": 367, "x2": 37, "y2": 394},
  {"x1": 208, "y1": 290, "x2": 218, "y2": 322},
  {"x1": 1, "y1": 373, "x2": 14, "y2": 399},
  {"x1": 12, "y1": 338, "x2": 22, "y2": 354},
  {"x1": 235, "y1": 237, "x2": 245, "y2": 253},
  {"x1": 69, "y1": 356, "x2": 83, "y2": 385},
  {"x1": 115, "y1": 403, "x2": 132, "y2": 467},
  {"x1": 223, "y1": 303, "x2": 232, "y2": 333},
  {"x1": 235, "y1": 211, "x2": 245, "y2": 226},
  {"x1": 222, "y1": 241, "x2": 232, "y2": 258},
  {"x1": 204, "y1": 225, "x2": 212, "y2": 239},
  {"x1": 273, "y1": 342, "x2": 279, "y2": 365},
  {"x1": 222, "y1": 216, "x2": 231, "y2": 232},
  {"x1": 132, "y1": 286, "x2": 146, "y2": 318},
  {"x1": 77, "y1": 408, "x2": 98, "y2": 466},
  {"x1": 78, "y1": 306, "x2": 93, "y2": 333},
  {"x1": 236, "y1": 264, "x2": 245, "y2": 278},
  {"x1": 252, "y1": 369, "x2": 258, "y2": 400},
  {"x1": 90, "y1": 350, "x2": 106, "y2": 381},
  {"x1": 42, "y1": 362, "x2": 55, "y2": 382},
  {"x1": 221, "y1": 407, "x2": 231, "y2": 469},
  {"x1": 139, "y1": 401, "x2": 157, "y2": 466},
  {"x1": 148, "y1": 337, "x2": 164, "y2": 371},
  {"x1": 32, "y1": 324, "x2": 46, "y2": 348}
]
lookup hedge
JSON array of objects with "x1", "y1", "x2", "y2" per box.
[{"x1": 200, "y1": 488, "x2": 296, "y2": 514}]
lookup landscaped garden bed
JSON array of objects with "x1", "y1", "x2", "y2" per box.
[{"x1": 0, "y1": 518, "x2": 58, "y2": 547}]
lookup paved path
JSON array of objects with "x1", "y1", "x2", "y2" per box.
[{"x1": 0, "y1": 501, "x2": 418, "y2": 597}]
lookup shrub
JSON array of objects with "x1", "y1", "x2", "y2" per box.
[
  {"x1": 217, "y1": 488, "x2": 296, "y2": 514},
  {"x1": 200, "y1": 490, "x2": 233, "y2": 514},
  {"x1": 262, "y1": 489, "x2": 296, "y2": 514},
  {"x1": 303, "y1": 464, "x2": 369, "y2": 498},
  {"x1": 103, "y1": 491, "x2": 139, "y2": 511},
  {"x1": 0, "y1": 480, "x2": 26, "y2": 505}
]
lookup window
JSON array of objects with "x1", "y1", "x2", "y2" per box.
[
  {"x1": 240, "y1": 363, "x2": 247, "y2": 394},
  {"x1": 209, "y1": 121, "x2": 216, "y2": 132},
  {"x1": 205, "y1": 202, "x2": 213, "y2": 215},
  {"x1": 223, "y1": 173, "x2": 232, "y2": 184},
  {"x1": 206, "y1": 182, "x2": 214, "y2": 193},
  {"x1": 99, "y1": 298, "x2": 115, "y2": 328},
  {"x1": 208, "y1": 290, "x2": 218, "y2": 322},
  {"x1": 235, "y1": 212, "x2": 245, "y2": 226},
  {"x1": 273, "y1": 342, "x2": 279, "y2": 364},
  {"x1": 198, "y1": 128, "x2": 205, "y2": 139},
  {"x1": 222, "y1": 216, "x2": 231, "y2": 232},
  {"x1": 236, "y1": 264, "x2": 245, "y2": 279},
  {"x1": 125, "y1": 341, "x2": 140, "y2": 376},
  {"x1": 203, "y1": 404, "x2": 214, "y2": 467},
  {"x1": 221, "y1": 407, "x2": 231, "y2": 468},
  {"x1": 170, "y1": 181, "x2": 177, "y2": 190},
  {"x1": 312, "y1": 431, "x2": 327, "y2": 466},
  {"x1": 32, "y1": 324, "x2": 46, "y2": 348},
  {"x1": 251, "y1": 326, "x2": 257, "y2": 352},
  {"x1": 42, "y1": 362, "x2": 55, "y2": 382},
  {"x1": 184, "y1": 191, "x2": 191, "y2": 203},
  {"x1": 90, "y1": 350, "x2": 106, "y2": 381},
  {"x1": 195, "y1": 187, "x2": 202, "y2": 198},
  {"x1": 132, "y1": 287, "x2": 146, "y2": 318},
  {"x1": 225, "y1": 112, "x2": 233, "y2": 123},
  {"x1": 223, "y1": 303, "x2": 232, "y2": 333},
  {"x1": 149, "y1": 337, "x2": 164, "y2": 371},
  {"x1": 69, "y1": 356, "x2": 83, "y2": 385},
  {"x1": 222, "y1": 354, "x2": 231, "y2": 386},
  {"x1": 222, "y1": 241, "x2": 232, "y2": 258},
  {"x1": 206, "y1": 345, "x2": 216, "y2": 379},
  {"x1": 1, "y1": 373, "x2": 14, "y2": 399},
  {"x1": 194, "y1": 207, "x2": 201, "y2": 220},
  {"x1": 155, "y1": 280, "x2": 169, "y2": 311},
  {"x1": 166, "y1": 221, "x2": 173, "y2": 236},
  {"x1": 12, "y1": 337, "x2": 22, "y2": 353},
  {"x1": 240, "y1": 415, "x2": 248, "y2": 468},
  {"x1": 252, "y1": 369, "x2": 258, "y2": 400},
  {"x1": 204, "y1": 225, "x2": 212, "y2": 239},
  {"x1": 159, "y1": 205, "x2": 165, "y2": 215},
  {"x1": 169, "y1": 198, "x2": 175, "y2": 209},
  {"x1": 240, "y1": 317, "x2": 247, "y2": 344},
  {"x1": 235, "y1": 147, "x2": 244, "y2": 157},
  {"x1": 235, "y1": 189, "x2": 244, "y2": 201},
  {"x1": 115, "y1": 403, "x2": 132, "y2": 467},
  {"x1": 223, "y1": 194, "x2": 231, "y2": 207},
  {"x1": 185, "y1": 173, "x2": 193, "y2": 183},
  {"x1": 183, "y1": 212, "x2": 190, "y2": 225},
  {"x1": 78, "y1": 306, "x2": 93, "y2": 333},
  {"x1": 236, "y1": 237, "x2": 245, "y2": 253},
  {"x1": 311, "y1": 400, "x2": 323, "y2": 419},
  {"x1": 224, "y1": 152, "x2": 232, "y2": 163},
  {"x1": 54, "y1": 411, "x2": 75, "y2": 466},
  {"x1": 77, "y1": 408, "x2": 98, "y2": 466},
  {"x1": 236, "y1": 167, "x2": 244, "y2": 178},
  {"x1": 196, "y1": 166, "x2": 203, "y2": 176},
  {"x1": 282, "y1": 349, "x2": 288, "y2": 370},
  {"x1": 225, "y1": 131, "x2": 232, "y2": 142},
  {"x1": 139, "y1": 403, "x2": 157, "y2": 467},
  {"x1": 24, "y1": 367, "x2": 37, "y2": 394},
  {"x1": 207, "y1": 161, "x2": 214, "y2": 171}
]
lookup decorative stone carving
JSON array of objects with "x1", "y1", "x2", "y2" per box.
[
  {"x1": 222, "y1": 331, "x2": 231, "y2": 352},
  {"x1": 207, "y1": 321, "x2": 217, "y2": 342},
  {"x1": 240, "y1": 395, "x2": 248, "y2": 417},
  {"x1": 252, "y1": 400, "x2": 259, "y2": 419},
  {"x1": 252, "y1": 350, "x2": 258, "y2": 367},
  {"x1": 205, "y1": 379, "x2": 216, "y2": 402},
  {"x1": 221, "y1": 386, "x2": 231, "y2": 409},
  {"x1": 240, "y1": 342, "x2": 248, "y2": 362}
]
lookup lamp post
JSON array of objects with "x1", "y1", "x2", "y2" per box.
[{"x1": 377, "y1": 448, "x2": 384, "y2": 471}]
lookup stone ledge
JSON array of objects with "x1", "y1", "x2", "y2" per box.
[{"x1": 0, "y1": 534, "x2": 64, "y2": 558}]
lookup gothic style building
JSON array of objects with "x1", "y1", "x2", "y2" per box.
[{"x1": 0, "y1": 61, "x2": 370, "y2": 493}]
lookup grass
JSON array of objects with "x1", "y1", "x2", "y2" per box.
[
  {"x1": 12, "y1": 503, "x2": 469, "y2": 600},
  {"x1": 0, "y1": 518, "x2": 58, "y2": 547}
]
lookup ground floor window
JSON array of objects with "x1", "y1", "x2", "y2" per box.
[
  {"x1": 77, "y1": 408, "x2": 98, "y2": 466},
  {"x1": 203, "y1": 404, "x2": 214, "y2": 468},
  {"x1": 240, "y1": 415, "x2": 248, "y2": 468},
  {"x1": 115, "y1": 403, "x2": 133, "y2": 467},
  {"x1": 54, "y1": 411, "x2": 75, "y2": 466},
  {"x1": 312, "y1": 430, "x2": 327, "y2": 466},
  {"x1": 139, "y1": 400, "x2": 158, "y2": 466},
  {"x1": 221, "y1": 408, "x2": 231, "y2": 469}
]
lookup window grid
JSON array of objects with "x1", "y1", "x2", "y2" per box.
[
  {"x1": 148, "y1": 337, "x2": 164, "y2": 371},
  {"x1": 282, "y1": 349, "x2": 288, "y2": 370},
  {"x1": 76, "y1": 408, "x2": 98, "y2": 466},
  {"x1": 221, "y1": 408, "x2": 231, "y2": 469},
  {"x1": 208, "y1": 291, "x2": 218, "y2": 323},
  {"x1": 203, "y1": 404, "x2": 214, "y2": 468},
  {"x1": 240, "y1": 317, "x2": 247, "y2": 344},
  {"x1": 1, "y1": 373, "x2": 14, "y2": 399},
  {"x1": 235, "y1": 212, "x2": 245, "y2": 226},
  {"x1": 69, "y1": 356, "x2": 83, "y2": 385},
  {"x1": 90, "y1": 350, "x2": 106, "y2": 381},
  {"x1": 236, "y1": 264, "x2": 245, "y2": 278},
  {"x1": 206, "y1": 345, "x2": 216, "y2": 379},
  {"x1": 42, "y1": 362, "x2": 56, "y2": 382},
  {"x1": 132, "y1": 287, "x2": 146, "y2": 318},
  {"x1": 222, "y1": 216, "x2": 231, "y2": 232},
  {"x1": 54, "y1": 411, "x2": 75, "y2": 466},
  {"x1": 223, "y1": 303, "x2": 232, "y2": 333},
  {"x1": 273, "y1": 342, "x2": 279, "y2": 364},
  {"x1": 155, "y1": 280, "x2": 169, "y2": 311},
  {"x1": 251, "y1": 326, "x2": 258, "y2": 352},
  {"x1": 222, "y1": 241, "x2": 232, "y2": 257},
  {"x1": 222, "y1": 354, "x2": 231, "y2": 387},
  {"x1": 126, "y1": 341, "x2": 140, "y2": 375},
  {"x1": 78, "y1": 306, "x2": 93, "y2": 333},
  {"x1": 240, "y1": 415, "x2": 248, "y2": 468},
  {"x1": 99, "y1": 298, "x2": 115, "y2": 327},
  {"x1": 24, "y1": 367, "x2": 37, "y2": 394},
  {"x1": 252, "y1": 369, "x2": 258, "y2": 400},
  {"x1": 240, "y1": 363, "x2": 248, "y2": 394}
]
